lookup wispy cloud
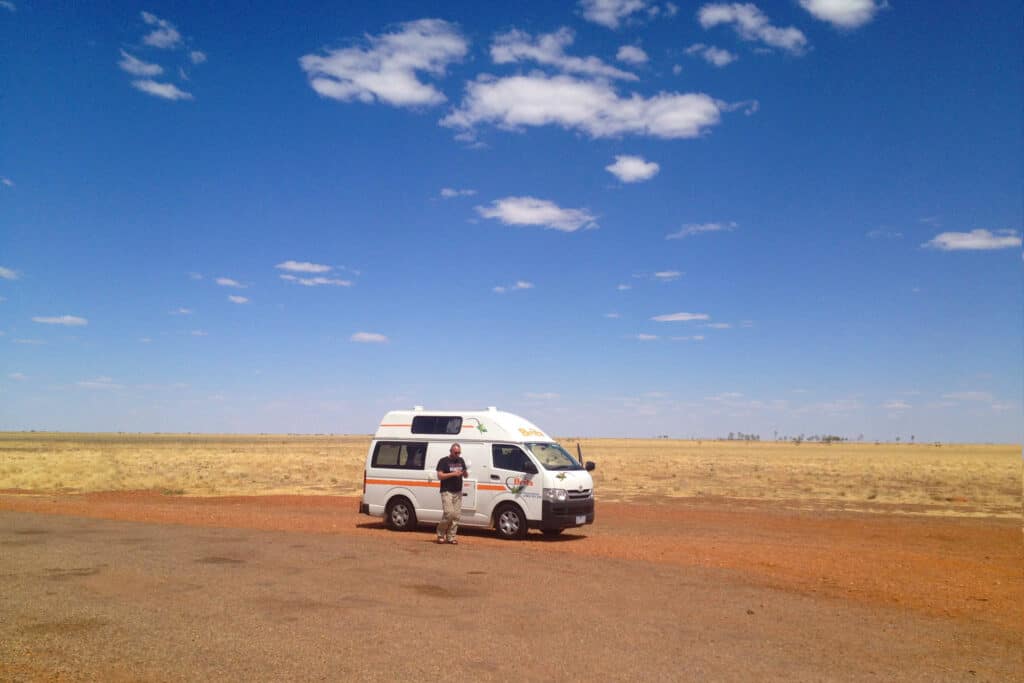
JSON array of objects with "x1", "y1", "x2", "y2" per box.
[
  {"x1": 942, "y1": 391, "x2": 993, "y2": 402},
  {"x1": 882, "y1": 400, "x2": 911, "y2": 410},
  {"x1": 1, "y1": 177, "x2": 13, "y2": 187},
  {"x1": 579, "y1": 0, "x2": 658, "y2": 29},
  {"x1": 525, "y1": 392, "x2": 560, "y2": 400},
  {"x1": 131, "y1": 79, "x2": 193, "y2": 101},
  {"x1": 604, "y1": 312, "x2": 621, "y2": 318},
  {"x1": 698, "y1": 3, "x2": 808, "y2": 55},
  {"x1": 0, "y1": 266, "x2": 18, "y2": 280},
  {"x1": 76, "y1": 376, "x2": 123, "y2": 390},
  {"x1": 671, "y1": 335, "x2": 705, "y2": 341},
  {"x1": 189, "y1": 50, "x2": 207, "y2": 64},
  {"x1": 634, "y1": 333, "x2": 659, "y2": 341},
  {"x1": 118, "y1": 50, "x2": 163, "y2": 76},
  {"x1": 477, "y1": 197, "x2": 597, "y2": 232},
  {"x1": 280, "y1": 274, "x2": 352, "y2": 287},
  {"x1": 275, "y1": 260, "x2": 332, "y2": 274},
  {"x1": 191, "y1": 330, "x2": 208, "y2": 337},
  {"x1": 215, "y1": 277, "x2": 246, "y2": 288},
  {"x1": 13, "y1": 339, "x2": 46, "y2": 345},
  {"x1": 187, "y1": 272, "x2": 203, "y2": 281},
  {"x1": 617, "y1": 284, "x2": 632, "y2": 291},
  {"x1": 666, "y1": 221, "x2": 736, "y2": 239},
  {"x1": 867, "y1": 229, "x2": 903, "y2": 240},
  {"x1": 616, "y1": 45, "x2": 648, "y2": 64},
  {"x1": 351, "y1": 332, "x2": 389, "y2": 343},
  {"x1": 0, "y1": 1, "x2": 16, "y2": 13},
  {"x1": 32, "y1": 315, "x2": 88, "y2": 326},
  {"x1": 922, "y1": 229, "x2": 1021, "y2": 251},
  {"x1": 703, "y1": 322, "x2": 731, "y2": 329},
  {"x1": 685, "y1": 43, "x2": 738, "y2": 67},
  {"x1": 440, "y1": 187, "x2": 476, "y2": 198},
  {"x1": 491, "y1": 28, "x2": 638, "y2": 81},
  {"x1": 652, "y1": 270, "x2": 682, "y2": 281},
  {"x1": 493, "y1": 280, "x2": 534, "y2": 294},
  {"x1": 141, "y1": 11, "x2": 182, "y2": 49},
  {"x1": 444, "y1": 73, "x2": 726, "y2": 141},
  {"x1": 9, "y1": 372, "x2": 26, "y2": 381},
  {"x1": 798, "y1": 0, "x2": 884, "y2": 29},
  {"x1": 299, "y1": 19, "x2": 468, "y2": 107},
  {"x1": 606, "y1": 155, "x2": 660, "y2": 183},
  {"x1": 228, "y1": 295, "x2": 249, "y2": 304},
  {"x1": 652, "y1": 312, "x2": 709, "y2": 322}
]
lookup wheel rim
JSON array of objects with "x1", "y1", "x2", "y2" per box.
[
  {"x1": 392, "y1": 504, "x2": 409, "y2": 526},
  {"x1": 498, "y1": 509, "x2": 520, "y2": 536}
]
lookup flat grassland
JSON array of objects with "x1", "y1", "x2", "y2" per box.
[{"x1": 0, "y1": 433, "x2": 1018, "y2": 517}]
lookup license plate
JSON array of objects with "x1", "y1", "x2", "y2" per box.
[{"x1": 576, "y1": 515, "x2": 586, "y2": 524}]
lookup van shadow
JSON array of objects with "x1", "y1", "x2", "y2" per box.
[{"x1": 355, "y1": 521, "x2": 586, "y2": 544}]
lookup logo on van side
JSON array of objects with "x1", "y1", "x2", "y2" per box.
[
  {"x1": 518, "y1": 427, "x2": 544, "y2": 437},
  {"x1": 465, "y1": 417, "x2": 488, "y2": 433},
  {"x1": 505, "y1": 476, "x2": 534, "y2": 493}
]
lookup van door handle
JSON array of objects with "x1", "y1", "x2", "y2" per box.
[{"x1": 490, "y1": 474, "x2": 500, "y2": 480}]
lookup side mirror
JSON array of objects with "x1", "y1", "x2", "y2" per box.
[{"x1": 585, "y1": 461, "x2": 596, "y2": 472}]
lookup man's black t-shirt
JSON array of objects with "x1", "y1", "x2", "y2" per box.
[{"x1": 436, "y1": 456, "x2": 467, "y2": 494}]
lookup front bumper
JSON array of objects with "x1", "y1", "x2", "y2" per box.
[{"x1": 534, "y1": 498, "x2": 595, "y2": 530}]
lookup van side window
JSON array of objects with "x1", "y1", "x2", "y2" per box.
[
  {"x1": 411, "y1": 416, "x2": 463, "y2": 434},
  {"x1": 492, "y1": 445, "x2": 533, "y2": 472},
  {"x1": 372, "y1": 442, "x2": 427, "y2": 469}
]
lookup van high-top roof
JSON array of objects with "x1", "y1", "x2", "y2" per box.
[{"x1": 374, "y1": 407, "x2": 553, "y2": 443}]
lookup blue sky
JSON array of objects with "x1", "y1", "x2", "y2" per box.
[{"x1": 1, "y1": 1, "x2": 1021, "y2": 442}]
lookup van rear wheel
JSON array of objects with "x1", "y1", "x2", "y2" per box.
[
  {"x1": 385, "y1": 497, "x2": 416, "y2": 531},
  {"x1": 495, "y1": 504, "x2": 528, "y2": 540}
]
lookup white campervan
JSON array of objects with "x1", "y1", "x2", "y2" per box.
[{"x1": 358, "y1": 407, "x2": 596, "y2": 539}]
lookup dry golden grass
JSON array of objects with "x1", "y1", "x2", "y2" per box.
[{"x1": 0, "y1": 433, "x2": 1019, "y2": 518}]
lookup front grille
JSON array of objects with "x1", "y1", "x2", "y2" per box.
[{"x1": 567, "y1": 489, "x2": 592, "y2": 500}]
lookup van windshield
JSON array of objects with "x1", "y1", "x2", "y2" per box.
[{"x1": 525, "y1": 442, "x2": 583, "y2": 471}]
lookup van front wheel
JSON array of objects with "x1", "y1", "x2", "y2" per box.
[
  {"x1": 495, "y1": 504, "x2": 528, "y2": 540},
  {"x1": 385, "y1": 497, "x2": 417, "y2": 531}
]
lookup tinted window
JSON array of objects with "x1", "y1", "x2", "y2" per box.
[
  {"x1": 372, "y1": 442, "x2": 427, "y2": 470},
  {"x1": 411, "y1": 415, "x2": 463, "y2": 435},
  {"x1": 492, "y1": 445, "x2": 534, "y2": 473}
]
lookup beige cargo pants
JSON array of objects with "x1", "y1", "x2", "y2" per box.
[{"x1": 437, "y1": 491, "x2": 462, "y2": 542}]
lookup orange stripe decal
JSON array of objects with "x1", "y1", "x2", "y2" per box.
[
  {"x1": 477, "y1": 484, "x2": 507, "y2": 491},
  {"x1": 378, "y1": 423, "x2": 411, "y2": 428}
]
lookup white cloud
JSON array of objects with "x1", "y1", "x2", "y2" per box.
[
  {"x1": 652, "y1": 270, "x2": 682, "y2": 281},
  {"x1": 634, "y1": 333, "x2": 659, "y2": 340},
  {"x1": 139, "y1": 338, "x2": 152, "y2": 343},
  {"x1": 606, "y1": 155, "x2": 660, "y2": 183},
  {"x1": 617, "y1": 284, "x2": 632, "y2": 291},
  {"x1": 703, "y1": 322, "x2": 731, "y2": 329},
  {"x1": 605, "y1": 312, "x2": 621, "y2": 318},
  {"x1": 922, "y1": 229, "x2": 1022, "y2": 251},
  {"x1": 492, "y1": 28, "x2": 638, "y2": 81},
  {"x1": 443, "y1": 73, "x2": 724, "y2": 140},
  {"x1": 118, "y1": 50, "x2": 163, "y2": 77},
  {"x1": 170, "y1": 307, "x2": 193, "y2": 315},
  {"x1": 215, "y1": 277, "x2": 246, "y2": 288},
  {"x1": 228, "y1": 295, "x2": 249, "y2": 304},
  {"x1": 299, "y1": 19, "x2": 467, "y2": 107},
  {"x1": 579, "y1": 0, "x2": 650, "y2": 29},
  {"x1": 698, "y1": 3, "x2": 808, "y2": 54},
  {"x1": 440, "y1": 187, "x2": 476, "y2": 198},
  {"x1": 799, "y1": 0, "x2": 883, "y2": 29},
  {"x1": 351, "y1": 332, "x2": 389, "y2": 343},
  {"x1": 882, "y1": 400, "x2": 911, "y2": 410},
  {"x1": 191, "y1": 330, "x2": 208, "y2": 337},
  {"x1": 685, "y1": 43, "x2": 738, "y2": 67},
  {"x1": 275, "y1": 260, "x2": 332, "y2": 274},
  {"x1": 672, "y1": 64, "x2": 683, "y2": 75},
  {"x1": 279, "y1": 274, "x2": 353, "y2": 287},
  {"x1": 477, "y1": 196, "x2": 597, "y2": 232},
  {"x1": 493, "y1": 280, "x2": 534, "y2": 294},
  {"x1": 131, "y1": 80, "x2": 193, "y2": 101},
  {"x1": 652, "y1": 312, "x2": 709, "y2": 322},
  {"x1": 190, "y1": 50, "x2": 207, "y2": 64},
  {"x1": 942, "y1": 391, "x2": 993, "y2": 402},
  {"x1": 0, "y1": 1, "x2": 15, "y2": 12},
  {"x1": 32, "y1": 315, "x2": 88, "y2": 326},
  {"x1": 9, "y1": 372, "x2": 26, "y2": 381},
  {"x1": 0, "y1": 266, "x2": 18, "y2": 280},
  {"x1": 616, "y1": 45, "x2": 649, "y2": 64},
  {"x1": 77, "y1": 376, "x2": 123, "y2": 390},
  {"x1": 525, "y1": 392, "x2": 560, "y2": 400},
  {"x1": 13, "y1": 339, "x2": 47, "y2": 345},
  {"x1": 666, "y1": 221, "x2": 737, "y2": 239},
  {"x1": 671, "y1": 335, "x2": 705, "y2": 341},
  {"x1": 141, "y1": 11, "x2": 182, "y2": 49}
]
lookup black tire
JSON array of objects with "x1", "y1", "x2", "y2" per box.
[
  {"x1": 494, "y1": 504, "x2": 528, "y2": 540},
  {"x1": 385, "y1": 497, "x2": 417, "y2": 531},
  {"x1": 542, "y1": 528, "x2": 564, "y2": 537}
]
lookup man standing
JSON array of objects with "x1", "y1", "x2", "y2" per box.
[{"x1": 436, "y1": 443, "x2": 468, "y2": 544}]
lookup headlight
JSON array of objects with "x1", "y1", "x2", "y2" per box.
[{"x1": 543, "y1": 488, "x2": 567, "y2": 502}]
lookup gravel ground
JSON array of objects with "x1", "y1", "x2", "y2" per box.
[{"x1": 0, "y1": 493, "x2": 1020, "y2": 681}]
